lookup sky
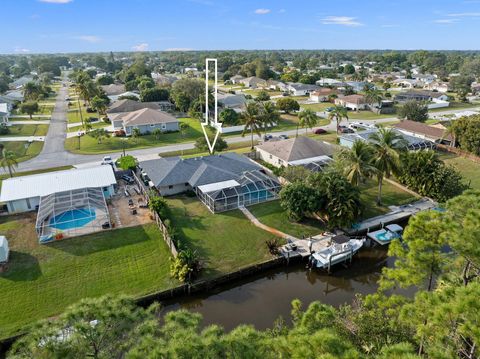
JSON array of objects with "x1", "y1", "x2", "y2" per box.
[{"x1": 3, "y1": 0, "x2": 480, "y2": 54}]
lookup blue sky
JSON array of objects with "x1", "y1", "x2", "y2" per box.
[{"x1": 3, "y1": 0, "x2": 480, "y2": 54}]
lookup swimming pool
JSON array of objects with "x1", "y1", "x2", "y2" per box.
[{"x1": 49, "y1": 208, "x2": 96, "y2": 230}]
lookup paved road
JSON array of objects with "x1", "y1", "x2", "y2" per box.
[{"x1": 6, "y1": 88, "x2": 480, "y2": 174}]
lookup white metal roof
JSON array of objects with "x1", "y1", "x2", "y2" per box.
[
  {"x1": 197, "y1": 180, "x2": 240, "y2": 194},
  {"x1": 0, "y1": 166, "x2": 117, "y2": 202}
]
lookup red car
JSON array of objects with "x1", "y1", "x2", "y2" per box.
[{"x1": 314, "y1": 128, "x2": 327, "y2": 134}]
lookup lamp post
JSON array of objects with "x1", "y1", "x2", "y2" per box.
[
  {"x1": 77, "y1": 132, "x2": 81, "y2": 150},
  {"x1": 121, "y1": 137, "x2": 127, "y2": 157}
]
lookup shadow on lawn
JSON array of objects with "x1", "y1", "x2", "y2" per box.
[
  {"x1": 0, "y1": 251, "x2": 42, "y2": 281},
  {"x1": 46, "y1": 226, "x2": 151, "y2": 257}
]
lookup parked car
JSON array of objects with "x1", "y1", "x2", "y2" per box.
[
  {"x1": 122, "y1": 174, "x2": 134, "y2": 184},
  {"x1": 279, "y1": 134, "x2": 289, "y2": 140},
  {"x1": 263, "y1": 134, "x2": 273, "y2": 141},
  {"x1": 339, "y1": 126, "x2": 354, "y2": 134},
  {"x1": 314, "y1": 128, "x2": 327, "y2": 134},
  {"x1": 86, "y1": 107, "x2": 95, "y2": 113},
  {"x1": 101, "y1": 156, "x2": 113, "y2": 166},
  {"x1": 325, "y1": 107, "x2": 334, "y2": 112}
]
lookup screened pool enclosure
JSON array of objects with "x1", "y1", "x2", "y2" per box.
[
  {"x1": 196, "y1": 170, "x2": 281, "y2": 213},
  {"x1": 35, "y1": 187, "x2": 111, "y2": 243}
]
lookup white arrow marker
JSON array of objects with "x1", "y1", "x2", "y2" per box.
[{"x1": 201, "y1": 58, "x2": 222, "y2": 154}]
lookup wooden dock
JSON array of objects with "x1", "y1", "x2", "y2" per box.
[
  {"x1": 345, "y1": 198, "x2": 437, "y2": 235},
  {"x1": 279, "y1": 233, "x2": 333, "y2": 259}
]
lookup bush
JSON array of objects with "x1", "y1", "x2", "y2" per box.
[
  {"x1": 116, "y1": 155, "x2": 137, "y2": 170},
  {"x1": 194, "y1": 134, "x2": 228, "y2": 153},
  {"x1": 397, "y1": 100, "x2": 428, "y2": 122},
  {"x1": 170, "y1": 249, "x2": 202, "y2": 283},
  {"x1": 148, "y1": 195, "x2": 169, "y2": 219},
  {"x1": 0, "y1": 124, "x2": 10, "y2": 135}
]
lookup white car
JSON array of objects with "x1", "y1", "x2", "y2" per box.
[{"x1": 101, "y1": 156, "x2": 113, "y2": 166}]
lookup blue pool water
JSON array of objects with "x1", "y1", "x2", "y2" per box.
[{"x1": 49, "y1": 208, "x2": 96, "y2": 230}]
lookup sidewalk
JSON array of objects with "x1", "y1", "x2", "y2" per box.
[
  {"x1": 7, "y1": 120, "x2": 50, "y2": 125},
  {"x1": 0, "y1": 136, "x2": 45, "y2": 142}
]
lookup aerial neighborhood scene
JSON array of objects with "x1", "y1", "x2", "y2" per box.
[{"x1": 1, "y1": 0, "x2": 480, "y2": 357}]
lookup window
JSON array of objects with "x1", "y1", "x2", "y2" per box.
[
  {"x1": 168, "y1": 185, "x2": 173, "y2": 189},
  {"x1": 161, "y1": 124, "x2": 166, "y2": 129},
  {"x1": 150, "y1": 124, "x2": 155, "y2": 127}
]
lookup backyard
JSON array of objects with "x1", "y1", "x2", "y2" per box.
[
  {"x1": 439, "y1": 152, "x2": 480, "y2": 190},
  {"x1": 166, "y1": 196, "x2": 277, "y2": 278},
  {"x1": 0, "y1": 219, "x2": 175, "y2": 339}
]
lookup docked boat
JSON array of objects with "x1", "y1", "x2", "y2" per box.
[
  {"x1": 366, "y1": 224, "x2": 403, "y2": 246},
  {"x1": 309, "y1": 234, "x2": 365, "y2": 271}
]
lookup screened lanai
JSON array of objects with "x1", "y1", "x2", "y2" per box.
[
  {"x1": 196, "y1": 170, "x2": 281, "y2": 213},
  {"x1": 35, "y1": 187, "x2": 111, "y2": 243}
]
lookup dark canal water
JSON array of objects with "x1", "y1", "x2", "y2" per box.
[{"x1": 160, "y1": 246, "x2": 394, "y2": 331}]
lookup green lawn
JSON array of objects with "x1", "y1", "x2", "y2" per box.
[
  {"x1": 346, "y1": 110, "x2": 394, "y2": 121},
  {"x1": 429, "y1": 101, "x2": 480, "y2": 113},
  {"x1": 68, "y1": 121, "x2": 110, "y2": 133},
  {"x1": 166, "y1": 196, "x2": 276, "y2": 277},
  {"x1": 6, "y1": 124, "x2": 49, "y2": 136},
  {"x1": 300, "y1": 103, "x2": 333, "y2": 112},
  {"x1": 243, "y1": 89, "x2": 283, "y2": 97},
  {"x1": 439, "y1": 152, "x2": 480, "y2": 190},
  {"x1": 11, "y1": 103, "x2": 54, "y2": 117},
  {"x1": 65, "y1": 118, "x2": 203, "y2": 154},
  {"x1": 359, "y1": 179, "x2": 419, "y2": 219},
  {"x1": 66, "y1": 101, "x2": 99, "y2": 124},
  {"x1": 249, "y1": 200, "x2": 326, "y2": 238},
  {"x1": 0, "y1": 221, "x2": 175, "y2": 338},
  {"x1": 0, "y1": 141, "x2": 44, "y2": 162}
]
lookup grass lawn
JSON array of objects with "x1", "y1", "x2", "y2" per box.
[
  {"x1": 359, "y1": 179, "x2": 419, "y2": 219},
  {"x1": 6, "y1": 124, "x2": 49, "y2": 136},
  {"x1": 249, "y1": 200, "x2": 326, "y2": 238},
  {"x1": 301, "y1": 103, "x2": 333, "y2": 112},
  {"x1": 243, "y1": 89, "x2": 283, "y2": 97},
  {"x1": 65, "y1": 118, "x2": 204, "y2": 154},
  {"x1": 0, "y1": 221, "x2": 176, "y2": 338},
  {"x1": 429, "y1": 101, "x2": 480, "y2": 113},
  {"x1": 439, "y1": 152, "x2": 480, "y2": 190},
  {"x1": 346, "y1": 111, "x2": 394, "y2": 121},
  {"x1": 66, "y1": 102, "x2": 99, "y2": 124},
  {"x1": 0, "y1": 141, "x2": 44, "y2": 162},
  {"x1": 166, "y1": 196, "x2": 276, "y2": 277},
  {"x1": 68, "y1": 121, "x2": 110, "y2": 133},
  {"x1": 160, "y1": 140, "x2": 258, "y2": 158}
]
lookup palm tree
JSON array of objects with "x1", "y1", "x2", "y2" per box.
[
  {"x1": 179, "y1": 122, "x2": 189, "y2": 156},
  {"x1": 22, "y1": 82, "x2": 41, "y2": 101},
  {"x1": 152, "y1": 128, "x2": 162, "y2": 140},
  {"x1": 89, "y1": 128, "x2": 110, "y2": 144},
  {"x1": 364, "y1": 88, "x2": 383, "y2": 110},
  {"x1": 297, "y1": 109, "x2": 319, "y2": 136},
  {"x1": 1, "y1": 149, "x2": 18, "y2": 178},
  {"x1": 131, "y1": 128, "x2": 141, "y2": 143},
  {"x1": 241, "y1": 102, "x2": 262, "y2": 150},
  {"x1": 369, "y1": 128, "x2": 408, "y2": 205},
  {"x1": 260, "y1": 102, "x2": 280, "y2": 136},
  {"x1": 328, "y1": 105, "x2": 349, "y2": 133},
  {"x1": 337, "y1": 141, "x2": 377, "y2": 186}
]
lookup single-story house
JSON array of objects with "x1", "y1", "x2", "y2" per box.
[
  {"x1": 424, "y1": 81, "x2": 450, "y2": 93},
  {"x1": 10, "y1": 76, "x2": 35, "y2": 90},
  {"x1": 107, "y1": 99, "x2": 169, "y2": 114},
  {"x1": 346, "y1": 81, "x2": 372, "y2": 92},
  {"x1": 218, "y1": 93, "x2": 247, "y2": 111},
  {"x1": 0, "y1": 90, "x2": 24, "y2": 103},
  {"x1": 0, "y1": 166, "x2": 116, "y2": 214},
  {"x1": 392, "y1": 79, "x2": 423, "y2": 89},
  {"x1": 335, "y1": 95, "x2": 367, "y2": 111},
  {"x1": 287, "y1": 83, "x2": 320, "y2": 96},
  {"x1": 230, "y1": 75, "x2": 245, "y2": 84},
  {"x1": 395, "y1": 91, "x2": 449, "y2": 103},
  {"x1": 139, "y1": 152, "x2": 281, "y2": 212},
  {"x1": 101, "y1": 84, "x2": 126, "y2": 96},
  {"x1": 110, "y1": 108, "x2": 179, "y2": 135},
  {"x1": 316, "y1": 78, "x2": 343, "y2": 86},
  {"x1": 310, "y1": 88, "x2": 337, "y2": 103},
  {"x1": 256, "y1": 136, "x2": 335, "y2": 171},
  {"x1": 266, "y1": 80, "x2": 287, "y2": 91},
  {"x1": 0, "y1": 103, "x2": 9, "y2": 124},
  {"x1": 339, "y1": 128, "x2": 436, "y2": 151},
  {"x1": 239, "y1": 76, "x2": 266, "y2": 89},
  {"x1": 393, "y1": 120, "x2": 453, "y2": 145}
]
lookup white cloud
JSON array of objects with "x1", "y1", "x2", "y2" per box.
[
  {"x1": 74, "y1": 35, "x2": 101, "y2": 43},
  {"x1": 447, "y1": 12, "x2": 480, "y2": 17},
  {"x1": 164, "y1": 47, "x2": 193, "y2": 51},
  {"x1": 14, "y1": 47, "x2": 30, "y2": 53},
  {"x1": 132, "y1": 43, "x2": 149, "y2": 51},
  {"x1": 434, "y1": 19, "x2": 458, "y2": 24},
  {"x1": 38, "y1": 0, "x2": 73, "y2": 3},
  {"x1": 254, "y1": 8, "x2": 271, "y2": 15},
  {"x1": 321, "y1": 16, "x2": 363, "y2": 26}
]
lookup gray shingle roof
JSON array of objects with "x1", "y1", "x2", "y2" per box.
[
  {"x1": 256, "y1": 136, "x2": 335, "y2": 162},
  {"x1": 107, "y1": 99, "x2": 162, "y2": 114},
  {"x1": 140, "y1": 152, "x2": 260, "y2": 188},
  {"x1": 116, "y1": 108, "x2": 177, "y2": 126}
]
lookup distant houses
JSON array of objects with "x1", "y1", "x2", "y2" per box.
[
  {"x1": 310, "y1": 88, "x2": 337, "y2": 103},
  {"x1": 335, "y1": 94, "x2": 367, "y2": 111},
  {"x1": 393, "y1": 120, "x2": 453, "y2": 146},
  {"x1": 286, "y1": 83, "x2": 320, "y2": 96},
  {"x1": 0, "y1": 103, "x2": 9, "y2": 124}
]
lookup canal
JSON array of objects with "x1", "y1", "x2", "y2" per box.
[{"x1": 161, "y1": 246, "x2": 393, "y2": 331}]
